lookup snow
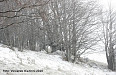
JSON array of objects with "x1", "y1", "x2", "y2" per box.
[
  {"x1": 82, "y1": 51, "x2": 107, "y2": 64},
  {"x1": 0, "y1": 44, "x2": 115, "y2": 75}
]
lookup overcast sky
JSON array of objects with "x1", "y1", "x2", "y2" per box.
[{"x1": 97, "y1": 0, "x2": 116, "y2": 10}]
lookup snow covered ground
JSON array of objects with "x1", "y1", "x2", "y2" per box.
[
  {"x1": 82, "y1": 51, "x2": 107, "y2": 64},
  {"x1": 0, "y1": 44, "x2": 116, "y2": 75}
]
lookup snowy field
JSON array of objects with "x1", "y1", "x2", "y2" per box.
[
  {"x1": 82, "y1": 51, "x2": 107, "y2": 64},
  {"x1": 0, "y1": 44, "x2": 116, "y2": 75}
]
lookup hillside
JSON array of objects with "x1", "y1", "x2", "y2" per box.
[{"x1": 0, "y1": 44, "x2": 115, "y2": 75}]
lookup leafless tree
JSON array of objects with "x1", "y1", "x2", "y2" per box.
[
  {"x1": 0, "y1": 0, "x2": 101, "y2": 63},
  {"x1": 101, "y1": 4, "x2": 116, "y2": 71}
]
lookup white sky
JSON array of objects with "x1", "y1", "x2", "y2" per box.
[{"x1": 97, "y1": 0, "x2": 116, "y2": 10}]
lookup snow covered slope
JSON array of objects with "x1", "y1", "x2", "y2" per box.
[
  {"x1": 0, "y1": 44, "x2": 115, "y2": 75},
  {"x1": 82, "y1": 51, "x2": 107, "y2": 64}
]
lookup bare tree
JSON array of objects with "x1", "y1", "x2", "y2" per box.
[
  {"x1": 101, "y1": 3, "x2": 116, "y2": 71},
  {"x1": 0, "y1": 0, "x2": 101, "y2": 64}
]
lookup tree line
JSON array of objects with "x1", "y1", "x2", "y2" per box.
[{"x1": 0, "y1": 0, "x2": 116, "y2": 71}]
